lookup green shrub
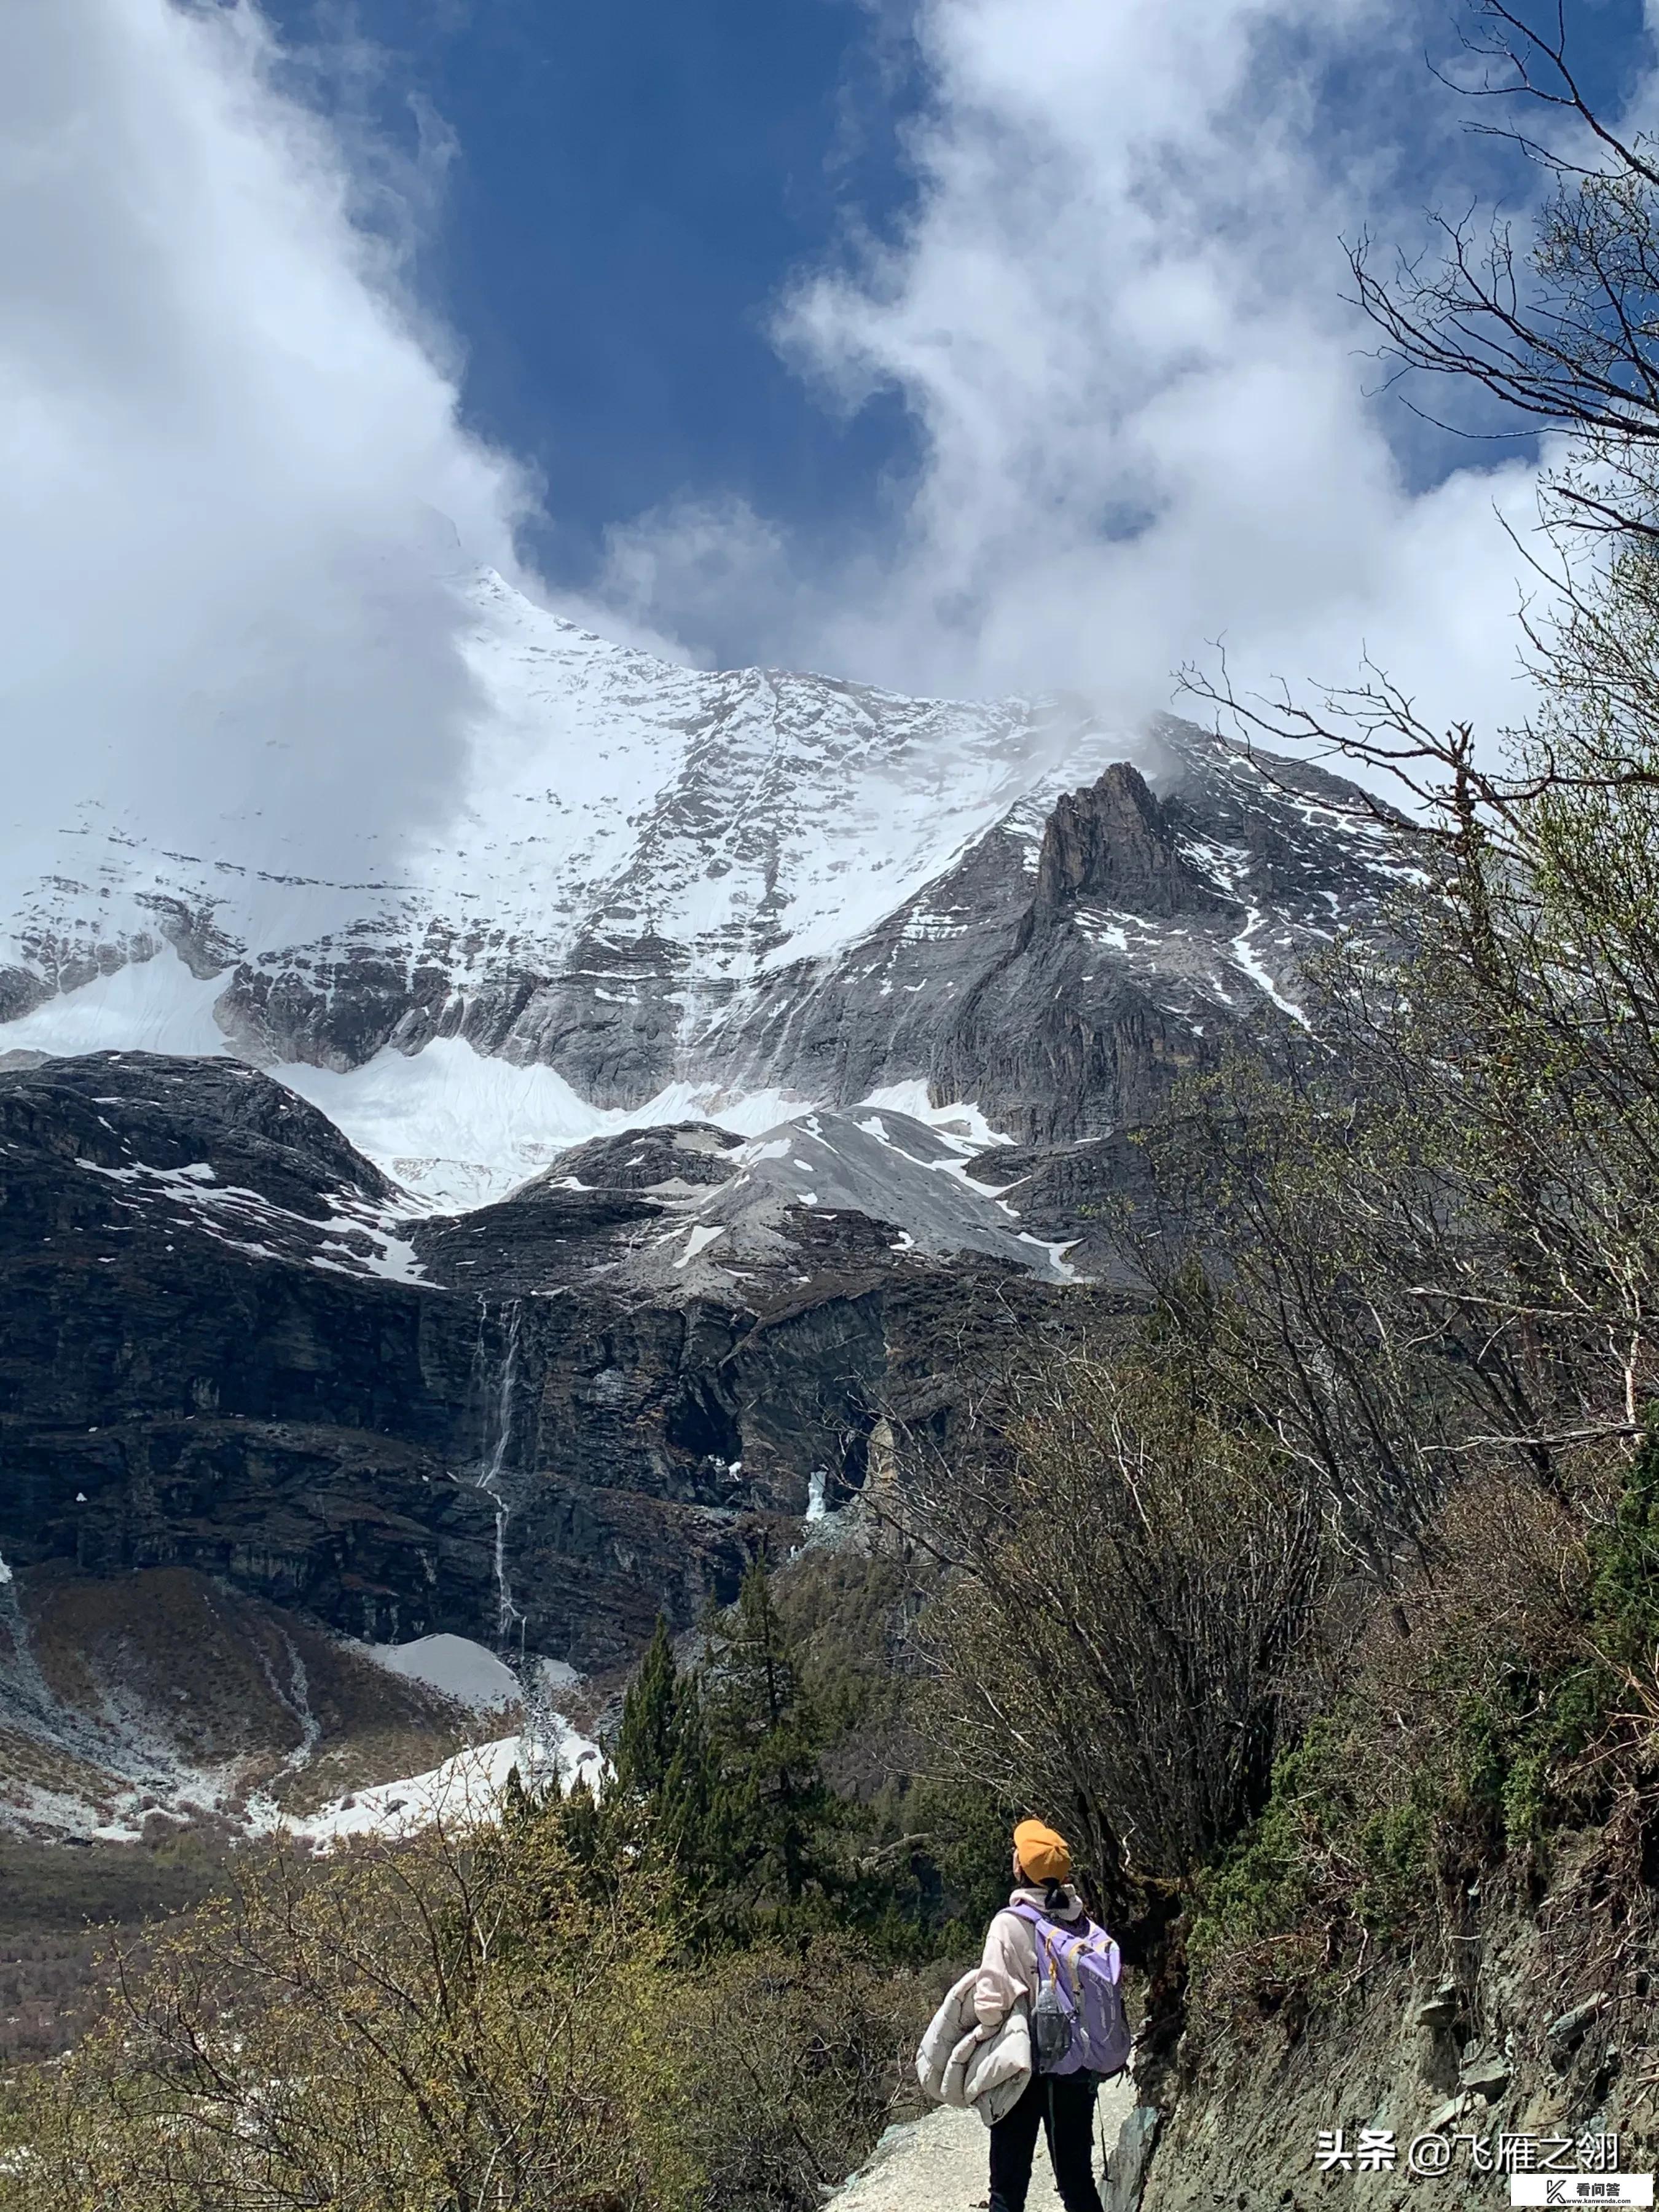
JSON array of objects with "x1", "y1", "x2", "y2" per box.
[
  {"x1": 0, "y1": 1819, "x2": 924, "y2": 2212},
  {"x1": 1189, "y1": 1433, "x2": 1659, "y2": 2021}
]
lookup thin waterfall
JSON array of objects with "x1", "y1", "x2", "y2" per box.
[{"x1": 473, "y1": 1298, "x2": 528, "y2": 1660}]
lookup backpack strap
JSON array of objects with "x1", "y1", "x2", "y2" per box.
[
  {"x1": 1009, "y1": 1903, "x2": 1092, "y2": 1928},
  {"x1": 1008, "y1": 1902, "x2": 1062, "y2": 1987},
  {"x1": 1050, "y1": 1926, "x2": 1089, "y2": 2004},
  {"x1": 1011, "y1": 1902, "x2": 1100, "y2": 1943}
]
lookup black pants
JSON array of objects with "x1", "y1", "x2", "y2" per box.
[{"x1": 987, "y1": 2069, "x2": 1105, "y2": 2212}]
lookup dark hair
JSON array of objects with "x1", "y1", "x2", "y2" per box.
[{"x1": 1043, "y1": 1877, "x2": 1068, "y2": 1913}]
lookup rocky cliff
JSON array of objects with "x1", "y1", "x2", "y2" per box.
[{"x1": 0, "y1": 1051, "x2": 1082, "y2": 1719}]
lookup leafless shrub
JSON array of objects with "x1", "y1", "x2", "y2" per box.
[
  {"x1": 898, "y1": 1347, "x2": 1328, "y2": 1894},
  {"x1": 4, "y1": 1818, "x2": 656, "y2": 2212},
  {"x1": 653, "y1": 1939, "x2": 929, "y2": 2212},
  {"x1": 0, "y1": 1805, "x2": 931, "y2": 2212}
]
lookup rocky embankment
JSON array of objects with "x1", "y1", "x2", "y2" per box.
[
  {"x1": 1137, "y1": 1872, "x2": 1653, "y2": 2210},
  {"x1": 826, "y1": 1889, "x2": 1653, "y2": 2212}
]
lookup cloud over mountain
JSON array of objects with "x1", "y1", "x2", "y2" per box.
[
  {"x1": 600, "y1": 0, "x2": 1553, "y2": 747},
  {"x1": 0, "y1": 0, "x2": 531, "y2": 880}
]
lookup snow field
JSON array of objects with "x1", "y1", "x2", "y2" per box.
[
  {"x1": 2, "y1": 938, "x2": 1029, "y2": 1218},
  {"x1": 1, "y1": 955, "x2": 229, "y2": 1059},
  {"x1": 363, "y1": 1633, "x2": 523, "y2": 1712},
  {"x1": 286, "y1": 1719, "x2": 605, "y2": 1850}
]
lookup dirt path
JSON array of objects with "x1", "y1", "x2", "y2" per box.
[{"x1": 828, "y1": 2075, "x2": 1139, "y2": 2212}]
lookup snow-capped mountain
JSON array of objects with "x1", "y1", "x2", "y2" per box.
[
  {"x1": 0, "y1": 567, "x2": 1405, "y2": 1205},
  {"x1": 0, "y1": 585, "x2": 1421, "y2": 1841},
  {"x1": 1, "y1": 568, "x2": 1124, "y2": 1051}
]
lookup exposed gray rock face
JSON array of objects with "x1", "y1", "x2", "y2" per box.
[
  {"x1": 1033, "y1": 761, "x2": 1232, "y2": 920},
  {"x1": 0, "y1": 577, "x2": 1403, "y2": 1189},
  {"x1": 407, "y1": 1107, "x2": 1072, "y2": 1295},
  {"x1": 961, "y1": 1131, "x2": 1158, "y2": 1284},
  {"x1": 673, "y1": 1107, "x2": 1077, "y2": 1280},
  {"x1": 0, "y1": 1055, "x2": 1081, "y2": 1678},
  {"x1": 0, "y1": 1056, "x2": 775, "y2": 1670},
  {"x1": 1137, "y1": 1892, "x2": 1642, "y2": 2212},
  {"x1": 543, "y1": 1123, "x2": 743, "y2": 1192}
]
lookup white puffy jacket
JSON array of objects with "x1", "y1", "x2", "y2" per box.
[{"x1": 914, "y1": 1967, "x2": 1033, "y2": 2127}]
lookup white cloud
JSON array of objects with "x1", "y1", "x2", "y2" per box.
[
  {"x1": 0, "y1": 0, "x2": 532, "y2": 879},
  {"x1": 602, "y1": 0, "x2": 1554, "y2": 744},
  {"x1": 0, "y1": 0, "x2": 1579, "y2": 910}
]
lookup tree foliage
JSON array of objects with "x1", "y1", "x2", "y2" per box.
[
  {"x1": 560, "y1": 1559, "x2": 998, "y2": 1961},
  {"x1": 0, "y1": 1813, "x2": 927, "y2": 2212}
]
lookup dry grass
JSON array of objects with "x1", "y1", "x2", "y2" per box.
[
  {"x1": 0, "y1": 1834, "x2": 233, "y2": 2065},
  {"x1": 2, "y1": 1567, "x2": 484, "y2": 1830},
  {"x1": 0, "y1": 1567, "x2": 510, "y2": 2065}
]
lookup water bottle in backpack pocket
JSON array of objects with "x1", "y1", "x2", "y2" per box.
[{"x1": 1013, "y1": 1904, "x2": 1131, "y2": 2078}]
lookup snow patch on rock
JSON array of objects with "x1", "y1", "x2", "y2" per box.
[
  {"x1": 2, "y1": 954, "x2": 230, "y2": 1060},
  {"x1": 276, "y1": 1039, "x2": 820, "y2": 1208},
  {"x1": 858, "y1": 1081, "x2": 1014, "y2": 1150}
]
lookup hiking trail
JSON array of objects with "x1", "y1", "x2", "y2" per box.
[{"x1": 826, "y1": 2075, "x2": 1145, "y2": 2212}]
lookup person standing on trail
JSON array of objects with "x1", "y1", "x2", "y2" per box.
[{"x1": 973, "y1": 1819, "x2": 1119, "y2": 2212}]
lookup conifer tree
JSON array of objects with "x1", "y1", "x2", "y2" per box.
[
  {"x1": 702, "y1": 1556, "x2": 833, "y2": 1905},
  {"x1": 608, "y1": 1614, "x2": 729, "y2": 1900},
  {"x1": 556, "y1": 1770, "x2": 603, "y2": 1873},
  {"x1": 613, "y1": 1617, "x2": 684, "y2": 1801}
]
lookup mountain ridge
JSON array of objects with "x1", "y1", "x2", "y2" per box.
[{"x1": 1, "y1": 570, "x2": 1405, "y2": 1202}]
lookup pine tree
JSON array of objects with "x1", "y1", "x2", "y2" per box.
[
  {"x1": 576, "y1": 1575, "x2": 839, "y2": 1929},
  {"x1": 656, "y1": 1684, "x2": 729, "y2": 1897},
  {"x1": 702, "y1": 1556, "x2": 833, "y2": 1905},
  {"x1": 608, "y1": 1614, "x2": 728, "y2": 1900},
  {"x1": 613, "y1": 1617, "x2": 684, "y2": 1801},
  {"x1": 557, "y1": 1770, "x2": 603, "y2": 1873}
]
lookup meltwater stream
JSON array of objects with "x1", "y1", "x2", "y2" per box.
[{"x1": 463, "y1": 1301, "x2": 604, "y2": 1798}]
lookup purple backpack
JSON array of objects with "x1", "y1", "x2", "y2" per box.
[{"x1": 1012, "y1": 1904, "x2": 1131, "y2": 2078}]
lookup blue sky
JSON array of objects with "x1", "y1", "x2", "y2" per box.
[
  {"x1": 262, "y1": 0, "x2": 927, "y2": 587},
  {"x1": 259, "y1": 0, "x2": 1651, "y2": 611}
]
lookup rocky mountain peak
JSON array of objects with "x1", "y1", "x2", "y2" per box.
[
  {"x1": 1029, "y1": 761, "x2": 1237, "y2": 924},
  {"x1": 0, "y1": 575, "x2": 1406, "y2": 1204}
]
